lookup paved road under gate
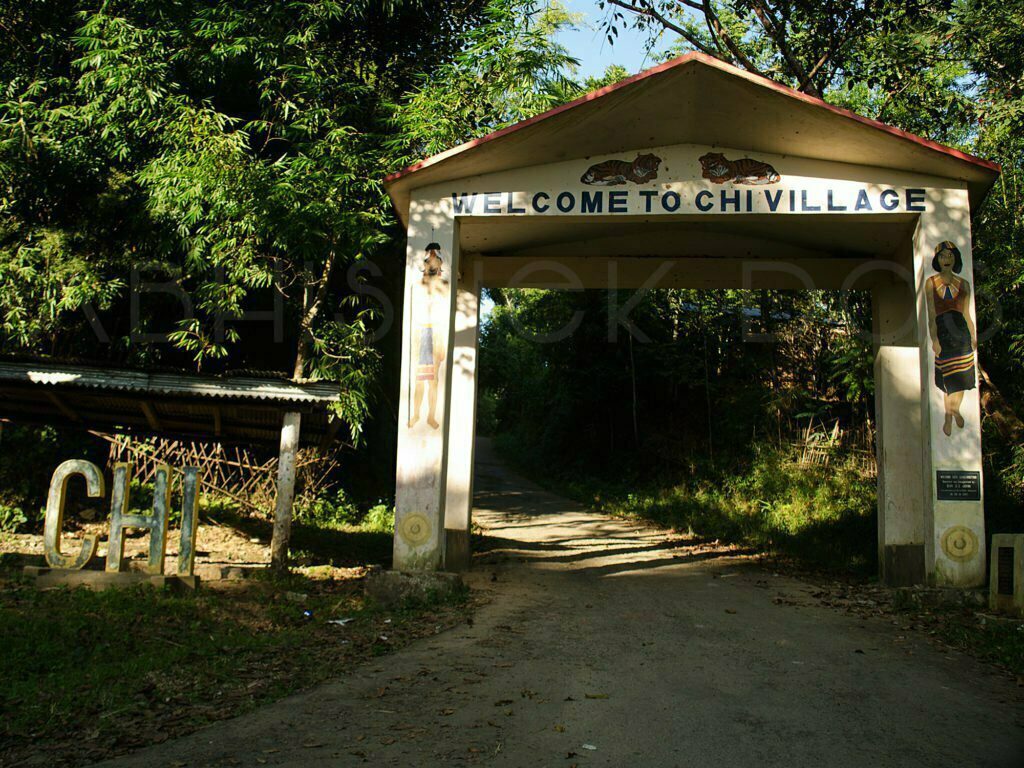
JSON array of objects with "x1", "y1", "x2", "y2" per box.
[{"x1": 96, "y1": 438, "x2": 1024, "y2": 767}]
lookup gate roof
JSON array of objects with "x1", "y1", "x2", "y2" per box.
[{"x1": 385, "y1": 52, "x2": 999, "y2": 225}]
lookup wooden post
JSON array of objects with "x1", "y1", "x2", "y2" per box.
[
  {"x1": 271, "y1": 411, "x2": 302, "y2": 569},
  {"x1": 177, "y1": 467, "x2": 200, "y2": 576}
]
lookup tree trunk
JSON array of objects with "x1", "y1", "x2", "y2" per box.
[
  {"x1": 701, "y1": 305, "x2": 714, "y2": 465},
  {"x1": 978, "y1": 363, "x2": 1024, "y2": 444},
  {"x1": 628, "y1": 333, "x2": 640, "y2": 448},
  {"x1": 271, "y1": 251, "x2": 338, "y2": 568},
  {"x1": 292, "y1": 249, "x2": 338, "y2": 381}
]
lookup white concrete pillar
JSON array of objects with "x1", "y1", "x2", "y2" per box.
[
  {"x1": 913, "y1": 194, "x2": 986, "y2": 586},
  {"x1": 443, "y1": 255, "x2": 482, "y2": 570},
  {"x1": 872, "y1": 270, "x2": 925, "y2": 585},
  {"x1": 394, "y1": 204, "x2": 459, "y2": 571}
]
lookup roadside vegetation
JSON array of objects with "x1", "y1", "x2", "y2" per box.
[
  {"x1": 0, "y1": 575, "x2": 472, "y2": 767},
  {"x1": 889, "y1": 593, "x2": 1024, "y2": 678},
  {"x1": 498, "y1": 434, "x2": 877, "y2": 574}
]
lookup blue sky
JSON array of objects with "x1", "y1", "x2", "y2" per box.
[{"x1": 554, "y1": 0, "x2": 674, "y2": 79}]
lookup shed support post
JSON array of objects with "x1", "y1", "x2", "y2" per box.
[
  {"x1": 271, "y1": 410, "x2": 302, "y2": 569},
  {"x1": 444, "y1": 255, "x2": 481, "y2": 571}
]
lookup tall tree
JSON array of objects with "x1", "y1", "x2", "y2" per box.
[
  {"x1": 598, "y1": 0, "x2": 926, "y2": 98},
  {"x1": 0, "y1": 0, "x2": 496, "y2": 566},
  {"x1": 0, "y1": 0, "x2": 591, "y2": 566}
]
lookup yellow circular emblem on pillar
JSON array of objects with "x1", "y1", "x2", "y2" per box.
[
  {"x1": 399, "y1": 513, "x2": 432, "y2": 547},
  {"x1": 941, "y1": 526, "x2": 978, "y2": 562}
]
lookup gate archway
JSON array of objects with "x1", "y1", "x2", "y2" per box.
[{"x1": 383, "y1": 53, "x2": 1000, "y2": 587}]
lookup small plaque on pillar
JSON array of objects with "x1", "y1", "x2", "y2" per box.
[{"x1": 936, "y1": 470, "x2": 981, "y2": 501}]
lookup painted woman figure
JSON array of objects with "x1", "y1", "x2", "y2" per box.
[
  {"x1": 408, "y1": 242, "x2": 448, "y2": 430},
  {"x1": 926, "y1": 240, "x2": 977, "y2": 436}
]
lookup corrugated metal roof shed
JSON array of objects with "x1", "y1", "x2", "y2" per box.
[{"x1": 0, "y1": 362, "x2": 343, "y2": 445}]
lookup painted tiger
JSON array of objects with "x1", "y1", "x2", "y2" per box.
[
  {"x1": 580, "y1": 153, "x2": 662, "y2": 186},
  {"x1": 698, "y1": 152, "x2": 781, "y2": 185}
]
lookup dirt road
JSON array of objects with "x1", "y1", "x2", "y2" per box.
[{"x1": 96, "y1": 439, "x2": 1023, "y2": 767}]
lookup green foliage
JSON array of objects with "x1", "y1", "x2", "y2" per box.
[
  {"x1": 294, "y1": 488, "x2": 362, "y2": 528},
  {"x1": 997, "y1": 443, "x2": 1024, "y2": 504},
  {"x1": 293, "y1": 489, "x2": 394, "y2": 534},
  {"x1": 1, "y1": 0, "x2": 533, "y2": 446},
  {"x1": 0, "y1": 425, "x2": 101, "y2": 530},
  {"x1": 3, "y1": 0, "x2": 1022, "y2": 571},
  {"x1": 0, "y1": 0, "x2": 621, "y2": 454},
  {"x1": 481, "y1": 286, "x2": 873, "y2": 475},
  {"x1": 828, "y1": 328, "x2": 875, "y2": 406},
  {"x1": 395, "y1": 0, "x2": 580, "y2": 157},
  {"x1": 982, "y1": 419, "x2": 1024, "y2": 538},
  {"x1": 475, "y1": 388, "x2": 502, "y2": 436},
  {"x1": 0, "y1": 504, "x2": 28, "y2": 534},
  {"x1": 360, "y1": 502, "x2": 395, "y2": 534}
]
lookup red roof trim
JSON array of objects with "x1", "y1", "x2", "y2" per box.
[{"x1": 384, "y1": 51, "x2": 999, "y2": 187}]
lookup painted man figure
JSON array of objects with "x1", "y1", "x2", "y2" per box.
[{"x1": 408, "y1": 242, "x2": 449, "y2": 430}]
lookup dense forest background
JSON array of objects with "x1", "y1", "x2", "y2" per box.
[{"x1": 1, "y1": 0, "x2": 1021, "y2": 572}]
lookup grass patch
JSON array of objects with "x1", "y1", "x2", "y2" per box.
[
  {"x1": 888, "y1": 597, "x2": 1024, "y2": 677},
  {"x1": 940, "y1": 615, "x2": 1024, "y2": 676},
  {"x1": 0, "y1": 573, "x2": 471, "y2": 766}
]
